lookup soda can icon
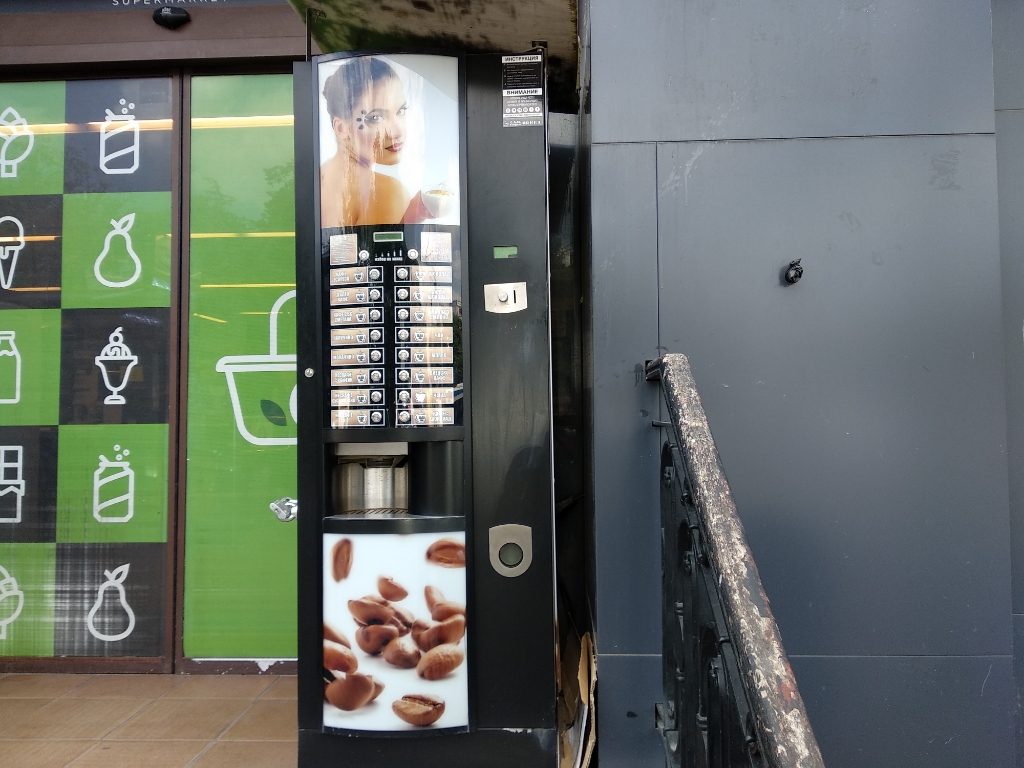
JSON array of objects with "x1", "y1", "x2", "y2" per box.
[{"x1": 99, "y1": 101, "x2": 140, "y2": 176}]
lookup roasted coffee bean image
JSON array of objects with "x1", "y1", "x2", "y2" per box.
[
  {"x1": 393, "y1": 694, "x2": 446, "y2": 726},
  {"x1": 369, "y1": 676, "x2": 385, "y2": 702},
  {"x1": 389, "y1": 615, "x2": 411, "y2": 636},
  {"x1": 378, "y1": 576, "x2": 408, "y2": 601},
  {"x1": 324, "y1": 639, "x2": 358, "y2": 674},
  {"x1": 356, "y1": 623, "x2": 400, "y2": 655},
  {"x1": 417, "y1": 643, "x2": 464, "y2": 680},
  {"x1": 323, "y1": 623, "x2": 350, "y2": 648},
  {"x1": 393, "y1": 604, "x2": 415, "y2": 631},
  {"x1": 430, "y1": 600, "x2": 466, "y2": 622},
  {"x1": 325, "y1": 672, "x2": 376, "y2": 710},
  {"x1": 426, "y1": 539, "x2": 466, "y2": 568},
  {"x1": 424, "y1": 585, "x2": 444, "y2": 611},
  {"x1": 331, "y1": 538, "x2": 353, "y2": 581},
  {"x1": 412, "y1": 615, "x2": 465, "y2": 652},
  {"x1": 348, "y1": 596, "x2": 395, "y2": 626},
  {"x1": 383, "y1": 635, "x2": 422, "y2": 668}
]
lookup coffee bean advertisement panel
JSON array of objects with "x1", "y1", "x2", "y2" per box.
[{"x1": 0, "y1": 78, "x2": 173, "y2": 661}]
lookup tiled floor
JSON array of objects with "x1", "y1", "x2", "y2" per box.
[{"x1": 0, "y1": 673, "x2": 297, "y2": 767}]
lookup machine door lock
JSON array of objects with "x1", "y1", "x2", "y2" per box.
[
  {"x1": 488, "y1": 524, "x2": 533, "y2": 577},
  {"x1": 484, "y1": 282, "x2": 528, "y2": 313}
]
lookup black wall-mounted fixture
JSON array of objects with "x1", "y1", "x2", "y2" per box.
[
  {"x1": 784, "y1": 259, "x2": 804, "y2": 284},
  {"x1": 153, "y1": 7, "x2": 191, "y2": 30}
]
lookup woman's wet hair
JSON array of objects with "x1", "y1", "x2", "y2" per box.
[{"x1": 323, "y1": 57, "x2": 400, "y2": 120}]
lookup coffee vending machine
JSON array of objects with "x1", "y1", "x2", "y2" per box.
[{"x1": 294, "y1": 51, "x2": 561, "y2": 765}]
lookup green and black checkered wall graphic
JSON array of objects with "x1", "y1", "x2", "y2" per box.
[{"x1": 0, "y1": 78, "x2": 172, "y2": 658}]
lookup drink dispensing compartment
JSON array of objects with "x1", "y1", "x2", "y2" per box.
[{"x1": 295, "y1": 51, "x2": 559, "y2": 766}]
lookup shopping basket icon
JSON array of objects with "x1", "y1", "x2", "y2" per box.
[{"x1": 215, "y1": 290, "x2": 298, "y2": 446}]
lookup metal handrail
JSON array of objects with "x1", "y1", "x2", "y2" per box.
[{"x1": 648, "y1": 354, "x2": 825, "y2": 768}]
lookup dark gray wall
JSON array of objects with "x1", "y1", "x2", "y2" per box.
[
  {"x1": 994, "y1": 0, "x2": 1024, "y2": 764},
  {"x1": 588, "y1": 1, "x2": 1014, "y2": 765}
]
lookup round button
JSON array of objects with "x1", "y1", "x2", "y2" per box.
[
  {"x1": 370, "y1": 411, "x2": 382, "y2": 423},
  {"x1": 397, "y1": 309, "x2": 409, "y2": 321},
  {"x1": 407, "y1": 248, "x2": 419, "y2": 260},
  {"x1": 498, "y1": 542, "x2": 524, "y2": 568},
  {"x1": 370, "y1": 289, "x2": 382, "y2": 301},
  {"x1": 370, "y1": 370, "x2": 382, "y2": 383},
  {"x1": 304, "y1": 368, "x2": 314, "y2": 378},
  {"x1": 398, "y1": 411, "x2": 411, "y2": 423},
  {"x1": 358, "y1": 249, "x2": 370, "y2": 262},
  {"x1": 370, "y1": 350, "x2": 382, "y2": 362},
  {"x1": 397, "y1": 349, "x2": 410, "y2": 362},
  {"x1": 397, "y1": 329, "x2": 410, "y2": 341},
  {"x1": 397, "y1": 288, "x2": 409, "y2": 301},
  {"x1": 398, "y1": 390, "x2": 410, "y2": 403},
  {"x1": 369, "y1": 268, "x2": 381, "y2": 280},
  {"x1": 370, "y1": 391, "x2": 382, "y2": 403},
  {"x1": 369, "y1": 309, "x2": 382, "y2": 322},
  {"x1": 396, "y1": 267, "x2": 409, "y2": 280},
  {"x1": 498, "y1": 290, "x2": 509, "y2": 303},
  {"x1": 397, "y1": 369, "x2": 410, "y2": 382},
  {"x1": 369, "y1": 329, "x2": 382, "y2": 342}
]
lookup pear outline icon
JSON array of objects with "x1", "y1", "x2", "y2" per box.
[
  {"x1": 94, "y1": 213, "x2": 142, "y2": 289},
  {"x1": 86, "y1": 563, "x2": 135, "y2": 642}
]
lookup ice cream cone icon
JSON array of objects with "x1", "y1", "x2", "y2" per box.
[
  {"x1": 95, "y1": 327, "x2": 138, "y2": 405},
  {"x1": 0, "y1": 216, "x2": 24, "y2": 290},
  {"x1": 0, "y1": 108, "x2": 34, "y2": 179}
]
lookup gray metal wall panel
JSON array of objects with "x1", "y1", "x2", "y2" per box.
[
  {"x1": 594, "y1": 654, "x2": 665, "y2": 768},
  {"x1": 792, "y1": 655, "x2": 1014, "y2": 768},
  {"x1": 994, "y1": 0, "x2": 1024, "y2": 111},
  {"x1": 590, "y1": 0, "x2": 995, "y2": 144},
  {"x1": 656, "y1": 135, "x2": 1010, "y2": 657},
  {"x1": 590, "y1": 143, "x2": 662, "y2": 655},
  {"x1": 999, "y1": 111, "x2": 1024, "y2": 616}
]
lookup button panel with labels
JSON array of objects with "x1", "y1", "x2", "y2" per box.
[{"x1": 322, "y1": 225, "x2": 461, "y2": 429}]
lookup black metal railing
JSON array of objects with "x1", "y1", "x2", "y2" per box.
[{"x1": 647, "y1": 354, "x2": 825, "y2": 768}]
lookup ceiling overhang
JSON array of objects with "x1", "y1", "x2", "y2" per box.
[{"x1": 287, "y1": 0, "x2": 578, "y2": 112}]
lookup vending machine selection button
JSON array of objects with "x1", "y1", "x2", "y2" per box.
[
  {"x1": 406, "y1": 387, "x2": 454, "y2": 405},
  {"x1": 329, "y1": 267, "x2": 367, "y2": 285},
  {"x1": 331, "y1": 328, "x2": 374, "y2": 346},
  {"x1": 368, "y1": 268, "x2": 382, "y2": 281},
  {"x1": 410, "y1": 286, "x2": 453, "y2": 303},
  {"x1": 331, "y1": 368, "x2": 381, "y2": 387},
  {"x1": 330, "y1": 288, "x2": 370, "y2": 306},
  {"x1": 331, "y1": 389, "x2": 382, "y2": 408},
  {"x1": 330, "y1": 309, "x2": 370, "y2": 326},
  {"x1": 396, "y1": 407, "x2": 455, "y2": 426},
  {"x1": 410, "y1": 266, "x2": 453, "y2": 283},
  {"x1": 331, "y1": 348, "x2": 372, "y2": 366},
  {"x1": 410, "y1": 347, "x2": 453, "y2": 364},
  {"x1": 404, "y1": 306, "x2": 453, "y2": 324},
  {"x1": 331, "y1": 409, "x2": 385, "y2": 428},
  {"x1": 399, "y1": 367, "x2": 454, "y2": 385}
]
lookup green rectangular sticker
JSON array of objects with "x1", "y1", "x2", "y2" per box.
[{"x1": 493, "y1": 245, "x2": 518, "y2": 259}]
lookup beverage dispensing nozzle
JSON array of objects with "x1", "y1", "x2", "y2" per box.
[{"x1": 270, "y1": 497, "x2": 298, "y2": 522}]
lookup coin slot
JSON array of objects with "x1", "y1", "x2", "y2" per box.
[{"x1": 498, "y1": 542, "x2": 524, "y2": 568}]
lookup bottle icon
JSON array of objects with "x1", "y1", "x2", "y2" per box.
[
  {"x1": 94, "y1": 214, "x2": 142, "y2": 289},
  {"x1": 99, "y1": 99, "x2": 139, "y2": 176},
  {"x1": 93, "y1": 445, "x2": 134, "y2": 523},
  {"x1": 0, "y1": 331, "x2": 21, "y2": 405},
  {"x1": 86, "y1": 564, "x2": 135, "y2": 642}
]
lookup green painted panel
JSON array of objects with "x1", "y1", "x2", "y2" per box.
[
  {"x1": 56, "y1": 423, "x2": 169, "y2": 544},
  {"x1": 0, "y1": 309, "x2": 61, "y2": 427},
  {"x1": 183, "y1": 74, "x2": 297, "y2": 658},
  {"x1": 61, "y1": 192, "x2": 172, "y2": 309},
  {"x1": 0, "y1": 543, "x2": 56, "y2": 657},
  {"x1": 0, "y1": 81, "x2": 65, "y2": 197}
]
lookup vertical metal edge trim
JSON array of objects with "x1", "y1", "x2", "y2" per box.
[{"x1": 172, "y1": 68, "x2": 192, "y2": 674}]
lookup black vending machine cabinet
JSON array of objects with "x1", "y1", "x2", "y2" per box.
[{"x1": 294, "y1": 51, "x2": 559, "y2": 765}]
